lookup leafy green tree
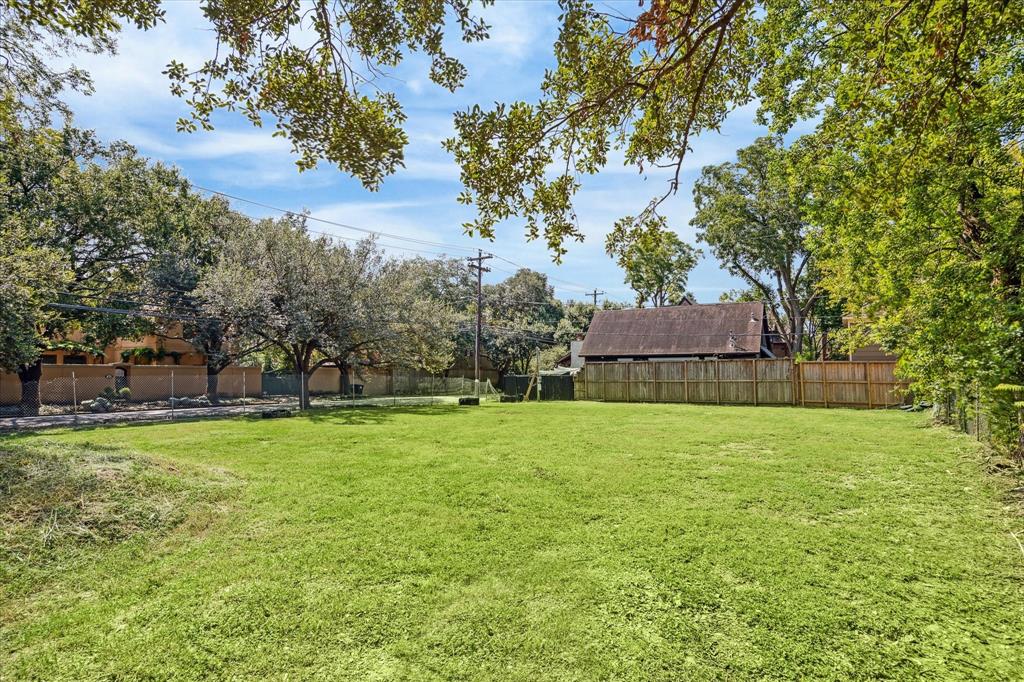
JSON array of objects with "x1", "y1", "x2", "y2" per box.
[
  {"x1": 554, "y1": 301, "x2": 593, "y2": 346},
  {"x1": 4, "y1": 0, "x2": 489, "y2": 185},
  {"x1": 718, "y1": 288, "x2": 760, "y2": 303},
  {"x1": 199, "y1": 217, "x2": 456, "y2": 408},
  {"x1": 810, "y1": 130, "x2": 1024, "y2": 420},
  {"x1": 145, "y1": 197, "x2": 266, "y2": 403},
  {"x1": 481, "y1": 269, "x2": 561, "y2": 374},
  {"x1": 401, "y1": 256, "x2": 478, "y2": 368},
  {"x1": 692, "y1": 136, "x2": 818, "y2": 354},
  {"x1": 554, "y1": 298, "x2": 626, "y2": 347},
  {"x1": 0, "y1": 107, "x2": 203, "y2": 413},
  {"x1": 0, "y1": 225, "x2": 66, "y2": 375},
  {"x1": 605, "y1": 216, "x2": 699, "y2": 308}
]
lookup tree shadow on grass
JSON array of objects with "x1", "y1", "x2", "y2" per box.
[
  {"x1": 300, "y1": 403, "x2": 464, "y2": 426},
  {"x1": 0, "y1": 403, "x2": 480, "y2": 437}
]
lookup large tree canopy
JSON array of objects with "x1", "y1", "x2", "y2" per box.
[
  {"x1": 448, "y1": 0, "x2": 1024, "y2": 252},
  {"x1": 144, "y1": 196, "x2": 266, "y2": 402},
  {"x1": 2, "y1": 0, "x2": 490, "y2": 186},
  {"x1": 692, "y1": 135, "x2": 818, "y2": 354},
  {"x1": 482, "y1": 269, "x2": 562, "y2": 374},
  {"x1": 606, "y1": 215, "x2": 699, "y2": 308},
  {"x1": 0, "y1": 105, "x2": 214, "y2": 411},
  {"x1": 199, "y1": 217, "x2": 458, "y2": 408},
  {"x1": 0, "y1": 225, "x2": 65, "y2": 373}
]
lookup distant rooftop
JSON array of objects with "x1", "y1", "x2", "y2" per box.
[{"x1": 579, "y1": 302, "x2": 767, "y2": 358}]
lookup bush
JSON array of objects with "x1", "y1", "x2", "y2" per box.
[{"x1": 117, "y1": 387, "x2": 132, "y2": 401}]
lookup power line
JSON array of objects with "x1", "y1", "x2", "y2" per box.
[
  {"x1": 195, "y1": 185, "x2": 481, "y2": 256},
  {"x1": 47, "y1": 302, "x2": 217, "y2": 324},
  {"x1": 55, "y1": 291, "x2": 210, "y2": 320},
  {"x1": 489, "y1": 255, "x2": 595, "y2": 293},
  {"x1": 195, "y1": 185, "x2": 607, "y2": 296}
]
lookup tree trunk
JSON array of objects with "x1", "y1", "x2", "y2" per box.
[
  {"x1": 206, "y1": 366, "x2": 221, "y2": 405},
  {"x1": 299, "y1": 370, "x2": 311, "y2": 409},
  {"x1": 339, "y1": 362, "x2": 351, "y2": 396},
  {"x1": 17, "y1": 360, "x2": 43, "y2": 417}
]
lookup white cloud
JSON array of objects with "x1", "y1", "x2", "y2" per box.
[
  {"x1": 474, "y1": 2, "x2": 544, "y2": 62},
  {"x1": 42, "y1": 3, "x2": 754, "y2": 302},
  {"x1": 307, "y1": 198, "x2": 479, "y2": 254},
  {"x1": 120, "y1": 126, "x2": 293, "y2": 160},
  {"x1": 398, "y1": 156, "x2": 462, "y2": 182}
]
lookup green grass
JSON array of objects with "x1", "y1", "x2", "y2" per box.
[{"x1": 1, "y1": 402, "x2": 1022, "y2": 680}]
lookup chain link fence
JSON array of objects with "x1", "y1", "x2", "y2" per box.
[
  {"x1": 932, "y1": 391, "x2": 993, "y2": 443},
  {"x1": 1, "y1": 366, "x2": 499, "y2": 421},
  {"x1": 0, "y1": 369, "x2": 263, "y2": 418},
  {"x1": 932, "y1": 388, "x2": 1024, "y2": 463},
  {"x1": 263, "y1": 368, "x2": 500, "y2": 408}
]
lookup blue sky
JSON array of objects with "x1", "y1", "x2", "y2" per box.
[{"x1": 62, "y1": 2, "x2": 779, "y2": 303}]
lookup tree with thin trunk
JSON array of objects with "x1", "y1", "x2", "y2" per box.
[
  {"x1": 146, "y1": 200, "x2": 265, "y2": 403},
  {"x1": 605, "y1": 215, "x2": 700, "y2": 308},
  {"x1": 691, "y1": 136, "x2": 818, "y2": 355},
  {"x1": 198, "y1": 216, "x2": 456, "y2": 409}
]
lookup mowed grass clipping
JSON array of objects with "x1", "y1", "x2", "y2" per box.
[{"x1": 1, "y1": 402, "x2": 1022, "y2": 680}]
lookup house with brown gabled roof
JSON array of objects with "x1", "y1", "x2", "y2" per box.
[{"x1": 579, "y1": 301, "x2": 786, "y2": 362}]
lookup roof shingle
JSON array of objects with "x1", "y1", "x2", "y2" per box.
[{"x1": 580, "y1": 302, "x2": 767, "y2": 357}]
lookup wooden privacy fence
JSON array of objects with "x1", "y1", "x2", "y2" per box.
[{"x1": 576, "y1": 359, "x2": 909, "y2": 409}]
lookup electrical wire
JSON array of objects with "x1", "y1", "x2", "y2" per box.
[
  {"x1": 195, "y1": 185, "x2": 482, "y2": 256},
  {"x1": 194, "y1": 185, "x2": 606, "y2": 296}
]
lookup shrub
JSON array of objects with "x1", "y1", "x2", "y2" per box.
[{"x1": 117, "y1": 387, "x2": 132, "y2": 401}]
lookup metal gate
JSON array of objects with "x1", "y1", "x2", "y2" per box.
[{"x1": 501, "y1": 374, "x2": 575, "y2": 400}]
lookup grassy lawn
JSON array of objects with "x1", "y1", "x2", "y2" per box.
[{"x1": 2, "y1": 402, "x2": 1022, "y2": 680}]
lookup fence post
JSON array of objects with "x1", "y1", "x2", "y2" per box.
[
  {"x1": 652, "y1": 361, "x2": 659, "y2": 403},
  {"x1": 752, "y1": 359, "x2": 758, "y2": 406},
  {"x1": 976, "y1": 388, "x2": 981, "y2": 441},
  {"x1": 799, "y1": 362, "x2": 805, "y2": 407},
  {"x1": 71, "y1": 371, "x2": 78, "y2": 419},
  {"x1": 823, "y1": 362, "x2": 829, "y2": 409},
  {"x1": 866, "y1": 363, "x2": 873, "y2": 409},
  {"x1": 430, "y1": 375, "x2": 434, "y2": 406},
  {"x1": 684, "y1": 361, "x2": 689, "y2": 403},
  {"x1": 242, "y1": 370, "x2": 247, "y2": 414},
  {"x1": 536, "y1": 348, "x2": 543, "y2": 402},
  {"x1": 170, "y1": 370, "x2": 175, "y2": 420},
  {"x1": 625, "y1": 362, "x2": 630, "y2": 402},
  {"x1": 715, "y1": 358, "x2": 721, "y2": 405}
]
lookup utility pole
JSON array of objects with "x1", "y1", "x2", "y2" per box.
[
  {"x1": 467, "y1": 249, "x2": 493, "y2": 396},
  {"x1": 586, "y1": 288, "x2": 605, "y2": 307},
  {"x1": 535, "y1": 347, "x2": 542, "y2": 402}
]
